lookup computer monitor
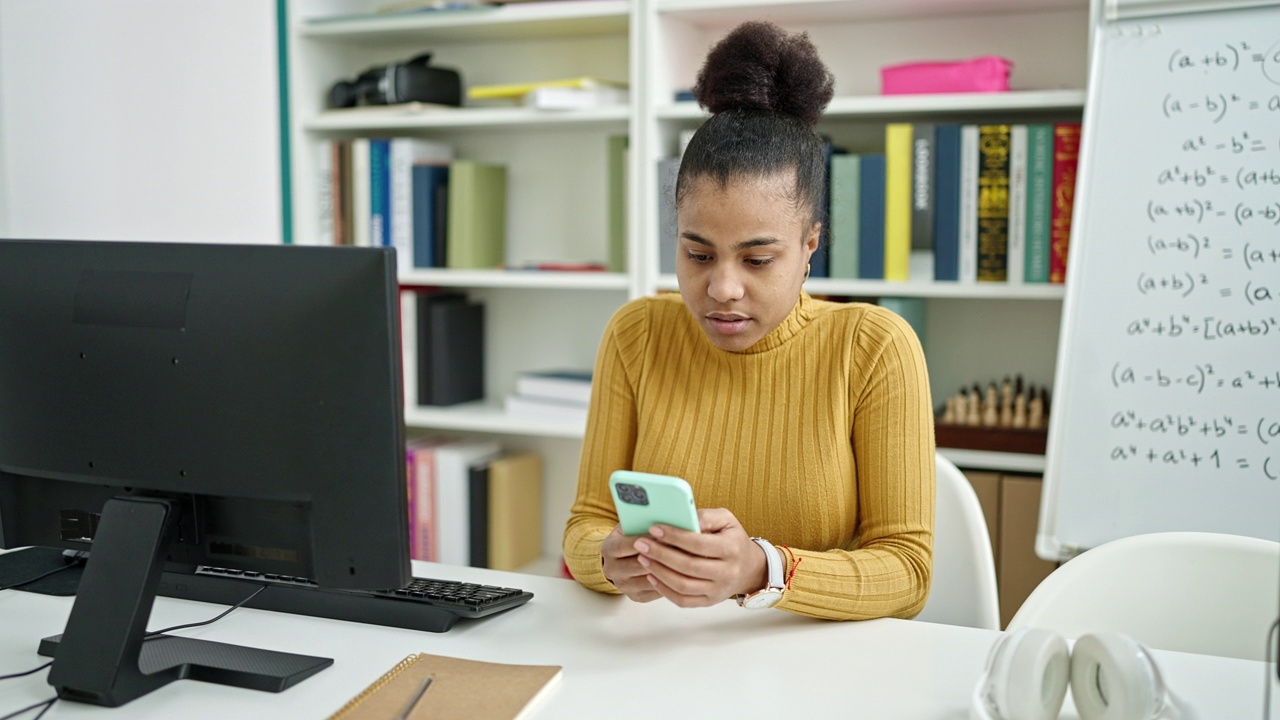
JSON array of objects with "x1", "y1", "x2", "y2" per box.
[{"x1": 0, "y1": 239, "x2": 410, "y2": 707}]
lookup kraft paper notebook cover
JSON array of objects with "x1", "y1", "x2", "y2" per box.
[{"x1": 327, "y1": 652, "x2": 562, "y2": 720}]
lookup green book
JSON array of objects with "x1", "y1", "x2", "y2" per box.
[
  {"x1": 827, "y1": 153, "x2": 861, "y2": 279},
  {"x1": 446, "y1": 161, "x2": 507, "y2": 269},
  {"x1": 1023, "y1": 124, "x2": 1053, "y2": 284},
  {"x1": 607, "y1": 135, "x2": 628, "y2": 273}
]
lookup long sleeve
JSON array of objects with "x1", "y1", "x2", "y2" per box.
[{"x1": 561, "y1": 294, "x2": 934, "y2": 619}]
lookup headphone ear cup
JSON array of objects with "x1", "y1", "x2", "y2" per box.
[
  {"x1": 971, "y1": 628, "x2": 1071, "y2": 720},
  {"x1": 1070, "y1": 633, "x2": 1189, "y2": 720}
]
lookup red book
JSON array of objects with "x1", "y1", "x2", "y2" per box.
[{"x1": 1049, "y1": 123, "x2": 1082, "y2": 284}]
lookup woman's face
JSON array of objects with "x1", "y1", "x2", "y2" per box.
[{"x1": 675, "y1": 172, "x2": 819, "y2": 352}]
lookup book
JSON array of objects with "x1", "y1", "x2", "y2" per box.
[
  {"x1": 468, "y1": 76, "x2": 626, "y2": 101},
  {"x1": 976, "y1": 124, "x2": 1012, "y2": 282},
  {"x1": 1050, "y1": 122, "x2": 1082, "y2": 284},
  {"x1": 504, "y1": 394, "x2": 590, "y2": 425},
  {"x1": 515, "y1": 369, "x2": 592, "y2": 405},
  {"x1": 432, "y1": 438, "x2": 501, "y2": 567},
  {"x1": 883, "y1": 123, "x2": 914, "y2": 281},
  {"x1": 351, "y1": 137, "x2": 372, "y2": 248},
  {"x1": 856, "y1": 153, "x2": 886, "y2": 280},
  {"x1": 390, "y1": 137, "x2": 453, "y2": 273},
  {"x1": 657, "y1": 156, "x2": 680, "y2": 275},
  {"x1": 411, "y1": 164, "x2": 449, "y2": 268},
  {"x1": 827, "y1": 153, "x2": 861, "y2": 280},
  {"x1": 525, "y1": 84, "x2": 628, "y2": 109},
  {"x1": 932, "y1": 124, "x2": 962, "y2": 281},
  {"x1": 405, "y1": 436, "x2": 454, "y2": 560},
  {"x1": 910, "y1": 122, "x2": 936, "y2": 281},
  {"x1": 1006, "y1": 124, "x2": 1028, "y2": 286},
  {"x1": 317, "y1": 141, "x2": 335, "y2": 246},
  {"x1": 416, "y1": 292, "x2": 484, "y2": 406},
  {"x1": 369, "y1": 138, "x2": 391, "y2": 248},
  {"x1": 958, "y1": 125, "x2": 980, "y2": 283},
  {"x1": 486, "y1": 452, "x2": 543, "y2": 571},
  {"x1": 810, "y1": 139, "x2": 842, "y2": 279},
  {"x1": 607, "y1": 135, "x2": 628, "y2": 272},
  {"x1": 446, "y1": 160, "x2": 507, "y2": 269},
  {"x1": 1023, "y1": 124, "x2": 1054, "y2": 283},
  {"x1": 326, "y1": 652, "x2": 562, "y2": 720}
]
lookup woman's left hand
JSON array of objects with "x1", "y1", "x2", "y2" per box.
[{"x1": 631, "y1": 507, "x2": 771, "y2": 607}]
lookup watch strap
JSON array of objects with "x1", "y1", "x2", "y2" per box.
[{"x1": 750, "y1": 537, "x2": 785, "y2": 591}]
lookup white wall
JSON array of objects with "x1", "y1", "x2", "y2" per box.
[{"x1": 0, "y1": 0, "x2": 281, "y2": 243}]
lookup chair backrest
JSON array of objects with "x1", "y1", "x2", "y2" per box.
[
  {"x1": 1007, "y1": 531, "x2": 1280, "y2": 661},
  {"x1": 915, "y1": 453, "x2": 1001, "y2": 630}
]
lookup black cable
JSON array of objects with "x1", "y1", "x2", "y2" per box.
[
  {"x1": 0, "y1": 662, "x2": 51, "y2": 682},
  {"x1": 145, "y1": 583, "x2": 268, "y2": 638},
  {"x1": 1266, "y1": 617, "x2": 1279, "y2": 720},
  {"x1": 0, "y1": 696, "x2": 56, "y2": 720},
  {"x1": 0, "y1": 563, "x2": 76, "y2": 592}
]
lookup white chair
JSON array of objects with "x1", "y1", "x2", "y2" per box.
[
  {"x1": 915, "y1": 453, "x2": 1001, "y2": 630},
  {"x1": 1007, "y1": 531, "x2": 1280, "y2": 661}
]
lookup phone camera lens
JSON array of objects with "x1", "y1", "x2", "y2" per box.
[{"x1": 617, "y1": 483, "x2": 649, "y2": 506}]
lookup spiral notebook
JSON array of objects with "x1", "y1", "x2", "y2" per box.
[{"x1": 327, "y1": 652, "x2": 562, "y2": 720}]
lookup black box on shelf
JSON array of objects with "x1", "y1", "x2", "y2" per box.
[{"x1": 417, "y1": 292, "x2": 484, "y2": 406}]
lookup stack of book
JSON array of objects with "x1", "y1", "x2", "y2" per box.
[
  {"x1": 317, "y1": 136, "x2": 507, "y2": 271},
  {"x1": 657, "y1": 121, "x2": 1083, "y2": 285},
  {"x1": 504, "y1": 369, "x2": 592, "y2": 426},
  {"x1": 468, "y1": 76, "x2": 629, "y2": 110},
  {"x1": 405, "y1": 437, "x2": 543, "y2": 571}
]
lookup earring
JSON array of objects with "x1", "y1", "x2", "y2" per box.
[{"x1": 804, "y1": 263, "x2": 811, "y2": 282}]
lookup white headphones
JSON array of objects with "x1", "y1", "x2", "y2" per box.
[{"x1": 970, "y1": 628, "x2": 1193, "y2": 720}]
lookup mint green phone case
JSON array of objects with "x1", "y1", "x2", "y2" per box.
[{"x1": 609, "y1": 470, "x2": 700, "y2": 535}]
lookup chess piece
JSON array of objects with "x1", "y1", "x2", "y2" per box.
[
  {"x1": 1028, "y1": 389, "x2": 1044, "y2": 430},
  {"x1": 1012, "y1": 389, "x2": 1028, "y2": 428},
  {"x1": 966, "y1": 384, "x2": 982, "y2": 426},
  {"x1": 982, "y1": 382, "x2": 999, "y2": 427},
  {"x1": 999, "y1": 376, "x2": 1014, "y2": 428}
]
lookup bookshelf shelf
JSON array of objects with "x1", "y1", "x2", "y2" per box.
[
  {"x1": 654, "y1": 0, "x2": 1079, "y2": 24},
  {"x1": 656, "y1": 90, "x2": 1086, "y2": 121},
  {"x1": 653, "y1": 275, "x2": 1067, "y2": 300},
  {"x1": 400, "y1": 268, "x2": 630, "y2": 291},
  {"x1": 298, "y1": 0, "x2": 630, "y2": 43},
  {"x1": 405, "y1": 402, "x2": 586, "y2": 439},
  {"x1": 304, "y1": 105, "x2": 631, "y2": 133}
]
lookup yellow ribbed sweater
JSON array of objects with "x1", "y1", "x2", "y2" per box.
[{"x1": 563, "y1": 292, "x2": 936, "y2": 620}]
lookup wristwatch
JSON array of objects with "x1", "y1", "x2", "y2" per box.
[{"x1": 736, "y1": 537, "x2": 786, "y2": 609}]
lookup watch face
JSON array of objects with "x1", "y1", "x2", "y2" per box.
[{"x1": 742, "y1": 590, "x2": 783, "y2": 609}]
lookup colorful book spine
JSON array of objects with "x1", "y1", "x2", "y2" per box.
[
  {"x1": 932, "y1": 124, "x2": 962, "y2": 281},
  {"x1": 1050, "y1": 122, "x2": 1083, "y2": 284},
  {"x1": 369, "y1": 139, "x2": 391, "y2": 249},
  {"x1": 827, "y1": 153, "x2": 861, "y2": 280},
  {"x1": 1006, "y1": 125, "x2": 1028, "y2": 285},
  {"x1": 351, "y1": 138, "x2": 371, "y2": 248},
  {"x1": 910, "y1": 123, "x2": 936, "y2": 280},
  {"x1": 857, "y1": 153, "x2": 887, "y2": 280},
  {"x1": 446, "y1": 161, "x2": 507, "y2": 269},
  {"x1": 1023, "y1": 124, "x2": 1054, "y2": 283},
  {"x1": 976, "y1": 124, "x2": 1011, "y2": 282},
  {"x1": 958, "y1": 125, "x2": 980, "y2": 283},
  {"x1": 810, "y1": 140, "x2": 841, "y2": 280},
  {"x1": 606, "y1": 135, "x2": 628, "y2": 273},
  {"x1": 411, "y1": 165, "x2": 449, "y2": 269},
  {"x1": 391, "y1": 138, "x2": 453, "y2": 273},
  {"x1": 883, "y1": 123, "x2": 913, "y2": 281}
]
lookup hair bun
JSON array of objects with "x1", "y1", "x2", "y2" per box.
[{"x1": 693, "y1": 21, "x2": 834, "y2": 127}]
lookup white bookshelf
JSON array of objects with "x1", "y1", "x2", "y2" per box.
[{"x1": 285, "y1": 0, "x2": 1089, "y2": 571}]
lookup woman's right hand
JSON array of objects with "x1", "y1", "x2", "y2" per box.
[{"x1": 601, "y1": 525, "x2": 662, "y2": 602}]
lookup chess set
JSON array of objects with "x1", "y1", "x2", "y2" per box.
[{"x1": 935, "y1": 375, "x2": 1050, "y2": 455}]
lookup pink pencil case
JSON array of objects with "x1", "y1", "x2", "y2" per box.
[{"x1": 880, "y1": 56, "x2": 1013, "y2": 95}]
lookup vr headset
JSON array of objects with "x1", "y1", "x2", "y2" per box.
[{"x1": 328, "y1": 52, "x2": 462, "y2": 109}]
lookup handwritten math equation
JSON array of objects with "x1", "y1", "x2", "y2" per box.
[
  {"x1": 1133, "y1": 271, "x2": 1275, "y2": 305},
  {"x1": 1110, "y1": 362, "x2": 1280, "y2": 394},
  {"x1": 1106, "y1": 409, "x2": 1280, "y2": 479},
  {"x1": 1125, "y1": 314, "x2": 1277, "y2": 340}
]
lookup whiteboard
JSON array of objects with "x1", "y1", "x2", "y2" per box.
[{"x1": 1039, "y1": 0, "x2": 1280, "y2": 560}]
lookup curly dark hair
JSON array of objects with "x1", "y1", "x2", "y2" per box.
[{"x1": 676, "y1": 21, "x2": 835, "y2": 226}]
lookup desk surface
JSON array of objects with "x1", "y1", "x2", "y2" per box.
[{"x1": 1, "y1": 561, "x2": 1273, "y2": 719}]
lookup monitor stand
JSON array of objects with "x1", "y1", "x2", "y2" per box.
[{"x1": 36, "y1": 495, "x2": 332, "y2": 707}]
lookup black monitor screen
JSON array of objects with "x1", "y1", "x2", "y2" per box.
[{"x1": 0, "y1": 239, "x2": 410, "y2": 705}]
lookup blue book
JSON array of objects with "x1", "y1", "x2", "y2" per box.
[
  {"x1": 857, "y1": 154, "x2": 886, "y2": 280},
  {"x1": 411, "y1": 164, "x2": 450, "y2": 268},
  {"x1": 369, "y1": 139, "x2": 391, "y2": 248},
  {"x1": 932, "y1": 124, "x2": 963, "y2": 281}
]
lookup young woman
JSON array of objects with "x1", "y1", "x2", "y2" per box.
[{"x1": 562, "y1": 21, "x2": 935, "y2": 620}]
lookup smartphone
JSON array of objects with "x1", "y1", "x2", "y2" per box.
[{"x1": 609, "y1": 470, "x2": 700, "y2": 536}]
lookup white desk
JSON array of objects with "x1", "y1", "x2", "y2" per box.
[{"x1": 1, "y1": 561, "x2": 1274, "y2": 718}]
